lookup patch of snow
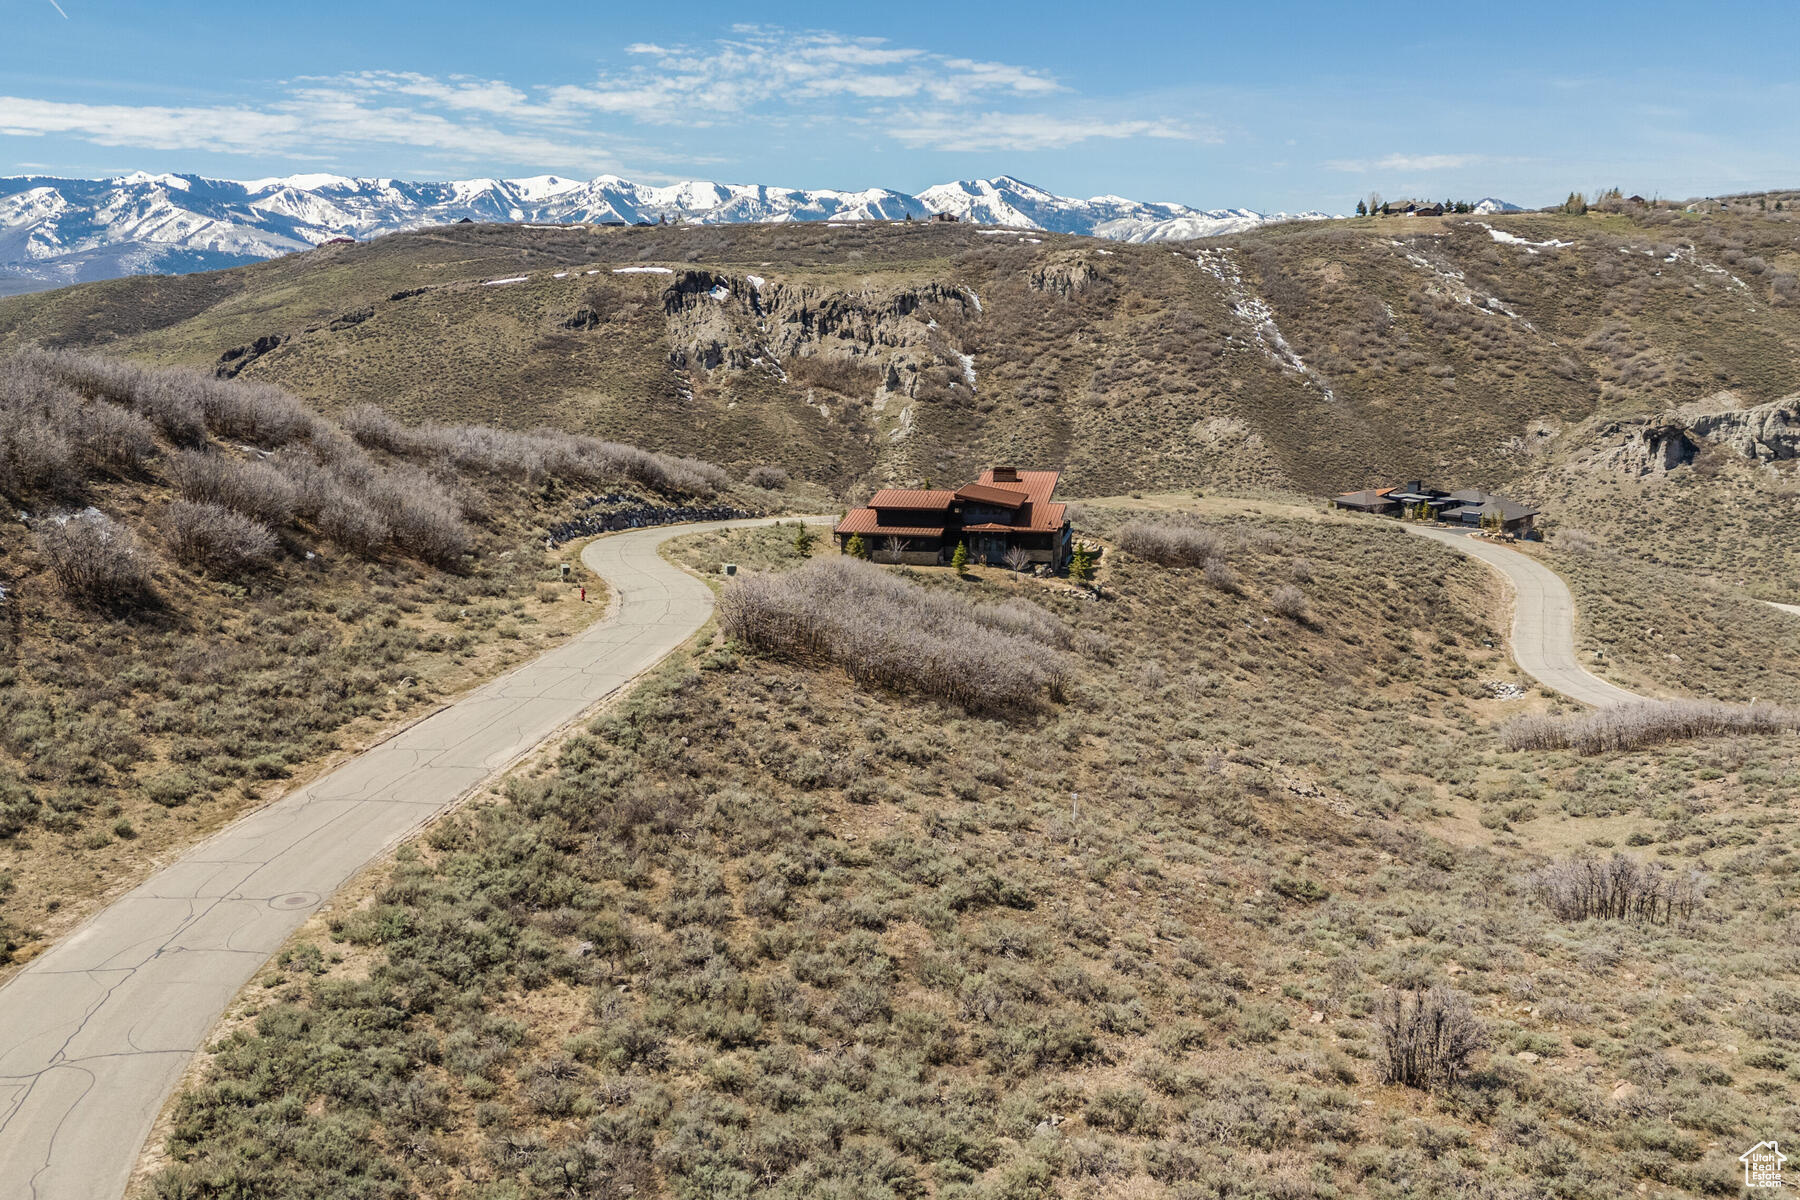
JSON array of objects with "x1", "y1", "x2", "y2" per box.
[
  {"x1": 963, "y1": 287, "x2": 982, "y2": 313},
  {"x1": 613, "y1": 266, "x2": 673, "y2": 274},
  {"x1": 1194, "y1": 248, "x2": 1336, "y2": 403},
  {"x1": 957, "y1": 352, "x2": 976, "y2": 386},
  {"x1": 482, "y1": 275, "x2": 529, "y2": 286},
  {"x1": 1483, "y1": 225, "x2": 1573, "y2": 253},
  {"x1": 553, "y1": 271, "x2": 568, "y2": 279},
  {"x1": 707, "y1": 283, "x2": 731, "y2": 301},
  {"x1": 1095, "y1": 249, "x2": 1113, "y2": 255},
  {"x1": 745, "y1": 274, "x2": 764, "y2": 291}
]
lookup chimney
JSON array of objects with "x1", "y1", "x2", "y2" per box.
[{"x1": 991, "y1": 465, "x2": 1019, "y2": 482}]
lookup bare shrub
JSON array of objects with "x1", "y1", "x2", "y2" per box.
[
  {"x1": 1115, "y1": 518, "x2": 1224, "y2": 567},
  {"x1": 0, "y1": 356, "x2": 154, "y2": 498},
  {"x1": 1288, "y1": 556, "x2": 1314, "y2": 583},
  {"x1": 717, "y1": 557, "x2": 1068, "y2": 713},
  {"x1": 1270, "y1": 584, "x2": 1311, "y2": 622},
  {"x1": 78, "y1": 402, "x2": 156, "y2": 475},
  {"x1": 1002, "y1": 546, "x2": 1033, "y2": 572},
  {"x1": 1535, "y1": 853, "x2": 1701, "y2": 924},
  {"x1": 745, "y1": 465, "x2": 790, "y2": 490},
  {"x1": 170, "y1": 450, "x2": 298, "y2": 527},
  {"x1": 36, "y1": 509, "x2": 155, "y2": 605},
  {"x1": 1505, "y1": 699, "x2": 1800, "y2": 754},
  {"x1": 364, "y1": 467, "x2": 470, "y2": 568},
  {"x1": 193, "y1": 378, "x2": 316, "y2": 446},
  {"x1": 1203, "y1": 557, "x2": 1241, "y2": 593},
  {"x1": 1556, "y1": 529, "x2": 1605, "y2": 554},
  {"x1": 162, "y1": 501, "x2": 276, "y2": 575},
  {"x1": 314, "y1": 493, "x2": 392, "y2": 557},
  {"x1": 1374, "y1": 986, "x2": 1487, "y2": 1090},
  {"x1": 344, "y1": 405, "x2": 730, "y2": 497}
]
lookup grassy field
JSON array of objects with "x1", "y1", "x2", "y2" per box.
[{"x1": 130, "y1": 502, "x2": 1800, "y2": 1200}]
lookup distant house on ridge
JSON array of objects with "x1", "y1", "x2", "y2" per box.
[{"x1": 834, "y1": 466, "x2": 1073, "y2": 568}]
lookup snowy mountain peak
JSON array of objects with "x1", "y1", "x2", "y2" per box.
[
  {"x1": 1472, "y1": 197, "x2": 1523, "y2": 214},
  {"x1": 0, "y1": 171, "x2": 1342, "y2": 288}
]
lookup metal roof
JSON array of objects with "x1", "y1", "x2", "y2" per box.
[
  {"x1": 867, "y1": 488, "x2": 957, "y2": 510},
  {"x1": 834, "y1": 509, "x2": 946, "y2": 538},
  {"x1": 954, "y1": 482, "x2": 1028, "y2": 508}
]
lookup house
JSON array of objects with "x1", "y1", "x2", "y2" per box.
[
  {"x1": 1333, "y1": 480, "x2": 1540, "y2": 536},
  {"x1": 834, "y1": 466, "x2": 1073, "y2": 568},
  {"x1": 1414, "y1": 203, "x2": 1445, "y2": 217},
  {"x1": 1330, "y1": 487, "x2": 1399, "y2": 516},
  {"x1": 929, "y1": 212, "x2": 960, "y2": 223}
]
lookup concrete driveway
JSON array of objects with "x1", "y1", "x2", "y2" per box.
[
  {"x1": 0, "y1": 515, "x2": 829, "y2": 1200},
  {"x1": 1406, "y1": 525, "x2": 1642, "y2": 708}
]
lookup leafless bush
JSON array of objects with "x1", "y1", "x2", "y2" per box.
[
  {"x1": 343, "y1": 405, "x2": 730, "y2": 497},
  {"x1": 1270, "y1": 584, "x2": 1311, "y2": 622},
  {"x1": 193, "y1": 378, "x2": 317, "y2": 446},
  {"x1": 1203, "y1": 557, "x2": 1241, "y2": 593},
  {"x1": 169, "y1": 450, "x2": 298, "y2": 527},
  {"x1": 162, "y1": 501, "x2": 276, "y2": 575},
  {"x1": 1288, "y1": 556, "x2": 1314, "y2": 583},
  {"x1": 1535, "y1": 853, "x2": 1701, "y2": 924},
  {"x1": 0, "y1": 356, "x2": 154, "y2": 498},
  {"x1": 314, "y1": 493, "x2": 392, "y2": 557},
  {"x1": 35, "y1": 508, "x2": 155, "y2": 605},
  {"x1": 1374, "y1": 986, "x2": 1487, "y2": 1090},
  {"x1": 1115, "y1": 518, "x2": 1224, "y2": 567},
  {"x1": 745, "y1": 465, "x2": 789, "y2": 490},
  {"x1": 718, "y1": 557, "x2": 1068, "y2": 713},
  {"x1": 364, "y1": 467, "x2": 470, "y2": 568},
  {"x1": 1002, "y1": 546, "x2": 1033, "y2": 572},
  {"x1": 1556, "y1": 529, "x2": 1605, "y2": 554},
  {"x1": 1505, "y1": 699, "x2": 1800, "y2": 754}
]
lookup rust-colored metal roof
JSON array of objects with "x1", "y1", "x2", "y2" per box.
[
  {"x1": 867, "y1": 489, "x2": 957, "y2": 510},
  {"x1": 954, "y1": 482, "x2": 1028, "y2": 508},
  {"x1": 834, "y1": 508, "x2": 945, "y2": 538},
  {"x1": 959, "y1": 522, "x2": 1018, "y2": 533},
  {"x1": 977, "y1": 467, "x2": 1059, "y2": 508}
]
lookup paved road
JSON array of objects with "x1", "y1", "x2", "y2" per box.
[
  {"x1": 1767, "y1": 602, "x2": 1800, "y2": 619},
  {"x1": 0, "y1": 516, "x2": 828, "y2": 1200},
  {"x1": 1405, "y1": 526, "x2": 1643, "y2": 708}
]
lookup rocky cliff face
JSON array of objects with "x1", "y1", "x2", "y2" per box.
[
  {"x1": 1580, "y1": 394, "x2": 1800, "y2": 476},
  {"x1": 1687, "y1": 396, "x2": 1800, "y2": 462}
]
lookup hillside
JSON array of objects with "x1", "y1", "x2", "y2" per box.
[
  {"x1": 0, "y1": 348, "x2": 809, "y2": 974},
  {"x1": 135, "y1": 510, "x2": 1800, "y2": 1200},
  {"x1": 3, "y1": 202, "x2": 1797, "y2": 589}
]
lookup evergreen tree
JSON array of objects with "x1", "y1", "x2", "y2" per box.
[
  {"x1": 1355, "y1": 199, "x2": 1368, "y2": 217},
  {"x1": 793, "y1": 523, "x2": 815, "y2": 558},
  {"x1": 1069, "y1": 542, "x2": 1094, "y2": 583},
  {"x1": 845, "y1": 533, "x2": 868, "y2": 560},
  {"x1": 950, "y1": 542, "x2": 969, "y2": 574}
]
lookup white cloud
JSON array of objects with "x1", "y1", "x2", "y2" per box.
[
  {"x1": 890, "y1": 112, "x2": 1203, "y2": 153},
  {"x1": 0, "y1": 25, "x2": 1193, "y2": 171},
  {"x1": 1327, "y1": 153, "x2": 1483, "y2": 173}
]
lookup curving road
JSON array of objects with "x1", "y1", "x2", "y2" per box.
[
  {"x1": 1405, "y1": 526, "x2": 1643, "y2": 708},
  {"x1": 0, "y1": 516, "x2": 829, "y2": 1200}
]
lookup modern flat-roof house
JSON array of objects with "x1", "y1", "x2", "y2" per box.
[
  {"x1": 835, "y1": 467, "x2": 1073, "y2": 568},
  {"x1": 1333, "y1": 480, "x2": 1539, "y2": 536}
]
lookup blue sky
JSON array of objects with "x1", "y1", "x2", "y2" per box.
[{"x1": 3, "y1": 0, "x2": 1796, "y2": 211}]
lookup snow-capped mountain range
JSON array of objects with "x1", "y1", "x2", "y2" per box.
[{"x1": 0, "y1": 171, "x2": 1351, "y2": 288}]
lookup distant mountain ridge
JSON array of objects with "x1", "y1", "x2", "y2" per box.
[{"x1": 0, "y1": 171, "x2": 1342, "y2": 286}]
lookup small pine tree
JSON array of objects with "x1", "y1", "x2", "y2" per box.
[
  {"x1": 845, "y1": 533, "x2": 868, "y2": 560},
  {"x1": 793, "y1": 523, "x2": 816, "y2": 558},
  {"x1": 1354, "y1": 199, "x2": 1367, "y2": 217},
  {"x1": 1069, "y1": 542, "x2": 1094, "y2": 583},
  {"x1": 950, "y1": 542, "x2": 969, "y2": 574}
]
